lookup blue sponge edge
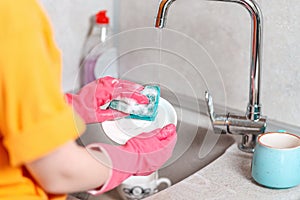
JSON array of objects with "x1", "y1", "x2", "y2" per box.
[{"x1": 109, "y1": 85, "x2": 160, "y2": 121}]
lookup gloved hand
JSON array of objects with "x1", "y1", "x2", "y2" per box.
[
  {"x1": 65, "y1": 76, "x2": 149, "y2": 123},
  {"x1": 87, "y1": 123, "x2": 177, "y2": 195}
]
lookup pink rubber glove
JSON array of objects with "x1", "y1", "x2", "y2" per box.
[
  {"x1": 87, "y1": 123, "x2": 177, "y2": 195},
  {"x1": 65, "y1": 76, "x2": 149, "y2": 123}
]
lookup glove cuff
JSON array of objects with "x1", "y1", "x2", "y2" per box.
[{"x1": 86, "y1": 143, "x2": 132, "y2": 195}]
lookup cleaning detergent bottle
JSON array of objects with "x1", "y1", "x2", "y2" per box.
[{"x1": 81, "y1": 10, "x2": 118, "y2": 86}]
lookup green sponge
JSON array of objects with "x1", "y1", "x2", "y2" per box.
[{"x1": 109, "y1": 85, "x2": 160, "y2": 121}]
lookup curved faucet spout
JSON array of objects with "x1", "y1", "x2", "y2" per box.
[
  {"x1": 155, "y1": 0, "x2": 263, "y2": 121},
  {"x1": 155, "y1": 0, "x2": 265, "y2": 152},
  {"x1": 155, "y1": 0, "x2": 176, "y2": 28}
]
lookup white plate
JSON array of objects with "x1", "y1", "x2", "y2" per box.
[{"x1": 101, "y1": 97, "x2": 177, "y2": 144}]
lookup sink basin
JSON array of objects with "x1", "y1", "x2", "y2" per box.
[
  {"x1": 70, "y1": 91, "x2": 236, "y2": 200},
  {"x1": 158, "y1": 123, "x2": 234, "y2": 185},
  {"x1": 69, "y1": 94, "x2": 235, "y2": 200}
]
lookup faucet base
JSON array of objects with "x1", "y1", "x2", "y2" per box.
[{"x1": 238, "y1": 134, "x2": 257, "y2": 153}]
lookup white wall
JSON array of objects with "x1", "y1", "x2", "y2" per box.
[
  {"x1": 117, "y1": 0, "x2": 300, "y2": 127},
  {"x1": 39, "y1": 0, "x2": 115, "y2": 92},
  {"x1": 40, "y1": 0, "x2": 300, "y2": 127}
]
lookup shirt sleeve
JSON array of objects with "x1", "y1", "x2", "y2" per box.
[{"x1": 0, "y1": 0, "x2": 86, "y2": 166}]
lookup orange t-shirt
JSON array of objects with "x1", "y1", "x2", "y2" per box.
[{"x1": 0, "y1": 0, "x2": 85, "y2": 199}]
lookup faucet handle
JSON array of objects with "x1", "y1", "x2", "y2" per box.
[
  {"x1": 205, "y1": 91, "x2": 227, "y2": 134},
  {"x1": 205, "y1": 91, "x2": 267, "y2": 153},
  {"x1": 205, "y1": 91, "x2": 216, "y2": 122}
]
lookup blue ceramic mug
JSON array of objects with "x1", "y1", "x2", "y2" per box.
[{"x1": 251, "y1": 132, "x2": 300, "y2": 189}]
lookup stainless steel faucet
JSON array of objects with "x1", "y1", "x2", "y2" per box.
[{"x1": 155, "y1": 0, "x2": 267, "y2": 153}]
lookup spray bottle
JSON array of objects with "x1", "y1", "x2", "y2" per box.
[{"x1": 81, "y1": 10, "x2": 118, "y2": 86}]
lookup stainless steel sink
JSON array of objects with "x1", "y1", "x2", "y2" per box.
[
  {"x1": 68, "y1": 93, "x2": 235, "y2": 200},
  {"x1": 158, "y1": 124, "x2": 234, "y2": 185},
  {"x1": 66, "y1": 90, "x2": 300, "y2": 200}
]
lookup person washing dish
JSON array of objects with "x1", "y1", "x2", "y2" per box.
[{"x1": 0, "y1": 1, "x2": 177, "y2": 200}]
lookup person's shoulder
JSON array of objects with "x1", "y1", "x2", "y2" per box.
[
  {"x1": 0, "y1": 0, "x2": 47, "y2": 34},
  {"x1": 0, "y1": 0, "x2": 30, "y2": 12},
  {"x1": 0, "y1": 0, "x2": 42, "y2": 18}
]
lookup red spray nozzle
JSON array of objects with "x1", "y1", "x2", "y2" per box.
[{"x1": 95, "y1": 10, "x2": 109, "y2": 24}]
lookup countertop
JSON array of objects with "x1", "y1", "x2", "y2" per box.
[{"x1": 145, "y1": 143, "x2": 300, "y2": 200}]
